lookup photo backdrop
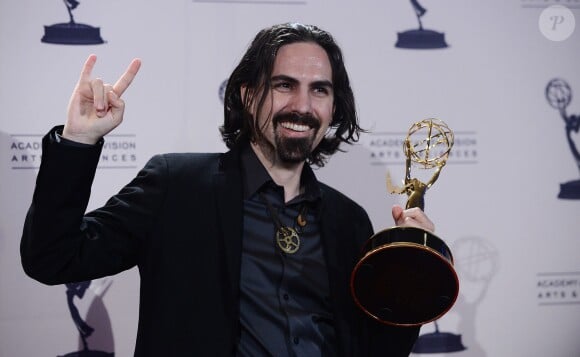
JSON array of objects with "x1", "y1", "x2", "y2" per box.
[{"x1": 1, "y1": 1, "x2": 579, "y2": 356}]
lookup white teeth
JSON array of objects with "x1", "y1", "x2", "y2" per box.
[{"x1": 280, "y1": 122, "x2": 309, "y2": 132}]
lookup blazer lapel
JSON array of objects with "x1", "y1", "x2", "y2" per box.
[
  {"x1": 213, "y1": 149, "x2": 244, "y2": 308},
  {"x1": 319, "y1": 196, "x2": 358, "y2": 357}
]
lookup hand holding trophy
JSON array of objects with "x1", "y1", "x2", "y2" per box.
[{"x1": 350, "y1": 118, "x2": 459, "y2": 326}]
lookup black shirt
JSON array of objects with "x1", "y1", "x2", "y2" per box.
[{"x1": 237, "y1": 145, "x2": 337, "y2": 357}]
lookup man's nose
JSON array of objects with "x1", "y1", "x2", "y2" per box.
[{"x1": 288, "y1": 89, "x2": 313, "y2": 114}]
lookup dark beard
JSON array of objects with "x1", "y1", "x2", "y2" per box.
[
  {"x1": 273, "y1": 112, "x2": 320, "y2": 164},
  {"x1": 274, "y1": 135, "x2": 312, "y2": 163}
]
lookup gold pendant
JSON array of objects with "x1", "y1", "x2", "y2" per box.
[{"x1": 276, "y1": 226, "x2": 300, "y2": 254}]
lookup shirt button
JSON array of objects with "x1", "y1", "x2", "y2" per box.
[
  {"x1": 283, "y1": 293, "x2": 289, "y2": 300},
  {"x1": 293, "y1": 337, "x2": 299, "y2": 345}
]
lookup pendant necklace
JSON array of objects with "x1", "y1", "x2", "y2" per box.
[{"x1": 259, "y1": 192, "x2": 308, "y2": 254}]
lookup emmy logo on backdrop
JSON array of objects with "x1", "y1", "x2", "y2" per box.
[
  {"x1": 218, "y1": 79, "x2": 228, "y2": 104},
  {"x1": 41, "y1": 0, "x2": 104, "y2": 45},
  {"x1": 59, "y1": 281, "x2": 114, "y2": 357},
  {"x1": 350, "y1": 119, "x2": 459, "y2": 327},
  {"x1": 413, "y1": 235, "x2": 498, "y2": 354},
  {"x1": 395, "y1": 0, "x2": 448, "y2": 49},
  {"x1": 546, "y1": 78, "x2": 580, "y2": 199},
  {"x1": 412, "y1": 320, "x2": 465, "y2": 354}
]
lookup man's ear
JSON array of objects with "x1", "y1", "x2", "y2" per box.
[
  {"x1": 240, "y1": 85, "x2": 248, "y2": 106},
  {"x1": 240, "y1": 85, "x2": 247, "y2": 100},
  {"x1": 241, "y1": 85, "x2": 255, "y2": 114},
  {"x1": 331, "y1": 102, "x2": 337, "y2": 123}
]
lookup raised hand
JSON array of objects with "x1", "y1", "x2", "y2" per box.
[
  {"x1": 391, "y1": 205, "x2": 435, "y2": 232},
  {"x1": 63, "y1": 54, "x2": 141, "y2": 144}
]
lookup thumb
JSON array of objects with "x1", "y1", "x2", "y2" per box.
[{"x1": 392, "y1": 204, "x2": 404, "y2": 225}]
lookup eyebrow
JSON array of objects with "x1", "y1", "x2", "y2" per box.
[{"x1": 271, "y1": 75, "x2": 333, "y2": 90}]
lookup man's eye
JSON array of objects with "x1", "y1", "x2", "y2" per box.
[
  {"x1": 274, "y1": 82, "x2": 292, "y2": 90},
  {"x1": 313, "y1": 87, "x2": 329, "y2": 95}
]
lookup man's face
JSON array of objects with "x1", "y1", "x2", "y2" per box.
[{"x1": 250, "y1": 42, "x2": 334, "y2": 164}]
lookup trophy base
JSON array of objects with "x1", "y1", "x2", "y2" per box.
[
  {"x1": 41, "y1": 23, "x2": 105, "y2": 45},
  {"x1": 58, "y1": 351, "x2": 113, "y2": 357},
  {"x1": 350, "y1": 226, "x2": 459, "y2": 326},
  {"x1": 412, "y1": 331, "x2": 467, "y2": 353},
  {"x1": 395, "y1": 29, "x2": 448, "y2": 49},
  {"x1": 558, "y1": 179, "x2": 580, "y2": 199}
]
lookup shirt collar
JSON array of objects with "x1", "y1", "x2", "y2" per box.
[{"x1": 240, "y1": 143, "x2": 321, "y2": 204}]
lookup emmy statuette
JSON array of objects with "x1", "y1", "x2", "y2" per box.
[
  {"x1": 546, "y1": 78, "x2": 580, "y2": 199},
  {"x1": 395, "y1": 0, "x2": 448, "y2": 49},
  {"x1": 41, "y1": 0, "x2": 104, "y2": 45},
  {"x1": 350, "y1": 118, "x2": 459, "y2": 326}
]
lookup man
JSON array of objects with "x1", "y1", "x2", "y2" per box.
[{"x1": 21, "y1": 23, "x2": 434, "y2": 356}]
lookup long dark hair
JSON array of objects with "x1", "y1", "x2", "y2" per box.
[{"x1": 220, "y1": 22, "x2": 363, "y2": 167}]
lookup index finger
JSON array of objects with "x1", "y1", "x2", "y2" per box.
[
  {"x1": 79, "y1": 54, "x2": 98, "y2": 83},
  {"x1": 113, "y1": 58, "x2": 142, "y2": 96}
]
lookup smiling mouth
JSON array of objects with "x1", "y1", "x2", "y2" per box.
[
  {"x1": 273, "y1": 112, "x2": 320, "y2": 134},
  {"x1": 280, "y1": 121, "x2": 311, "y2": 132}
]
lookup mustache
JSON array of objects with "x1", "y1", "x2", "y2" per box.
[{"x1": 272, "y1": 112, "x2": 320, "y2": 129}]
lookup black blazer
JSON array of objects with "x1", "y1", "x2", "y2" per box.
[{"x1": 21, "y1": 128, "x2": 419, "y2": 356}]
